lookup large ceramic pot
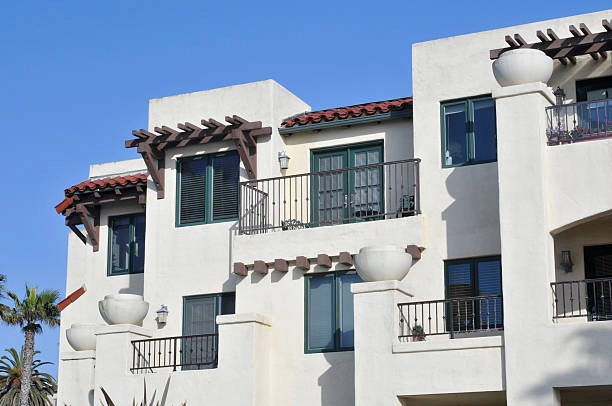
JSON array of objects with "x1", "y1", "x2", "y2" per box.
[
  {"x1": 66, "y1": 323, "x2": 102, "y2": 351},
  {"x1": 98, "y1": 294, "x2": 149, "y2": 325},
  {"x1": 492, "y1": 48, "x2": 553, "y2": 87},
  {"x1": 354, "y1": 245, "x2": 413, "y2": 282}
]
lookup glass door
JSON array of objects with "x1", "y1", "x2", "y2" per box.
[
  {"x1": 584, "y1": 244, "x2": 612, "y2": 321},
  {"x1": 312, "y1": 143, "x2": 383, "y2": 225}
]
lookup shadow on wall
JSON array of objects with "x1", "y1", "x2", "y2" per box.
[
  {"x1": 442, "y1": 164, "x2": 501, "y2": 259},
  {"x1": 117, "y1": 273, "x2": 145, "y2": 295},
  {"x1": 523, "y1": 323, "x2": 612, "y2": 404},
  {"x1": 319, "y1": 351, "x2": 356, "y2": 406}
]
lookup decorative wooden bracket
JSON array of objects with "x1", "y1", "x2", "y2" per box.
[
  {"x1": 66, "y1": 205, "x2": 100, "y2": 251},
  {"x1": 127, "y1": 115, "x2": 272, "y2": 194}
]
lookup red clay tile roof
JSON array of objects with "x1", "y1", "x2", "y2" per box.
[
  {"x1": 56, "y1": 173, "x2": 148, "y2": 214},
  {"x1": 281, "y1": 97, "x2": 413, "y2": 128},
  {"x1": 64, "y1": 173, "x2": 148, "y2": 197}
]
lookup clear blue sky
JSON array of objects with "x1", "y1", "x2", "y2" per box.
[{"x1": 0, "y1": 0, "x2": 609, "y2": 378}]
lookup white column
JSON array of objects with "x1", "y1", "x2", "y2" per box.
[
  {"x1": 57, "y1": 350, "x2": 96, "y2": 406},
  {"x1": 217, "y1": 313, "x2": 272, "y2": 406},
  {"x1": 493, "y1": 82, "x2": 558, "y2": 405},
  {"x1": 352, "y1": 280, "x2": 412, "y2": 406},
  {"x1": 92, "y1": 324, "x2": 152, "y2": 405}
]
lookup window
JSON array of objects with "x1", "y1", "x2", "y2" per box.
[
  {"x1": 183, "y1": 293, "x2": 235, "y2": 370},
  {"x1": 108, "y1": 213, "x2": 145, "y2": 275},
  {"x1": 177, "y1": 152, "x2": 240, "y2": 226},
  {"x1": 304, "y1": 271, "x2": 362, "y2": 353},
  {"x1": 312, "y1": 142, "x2": 383, "y2": 224},
  {"x1": 441, "y1": 96, "x2": 496, "y2": 167},
  {"x1": 445, "y1": 256, "x2": 502, "y2": 331}
]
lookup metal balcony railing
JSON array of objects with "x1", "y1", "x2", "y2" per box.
[
  {"x1": 551, "y1": 277, "x2": 612, "y2": 321},
  {"x1": 238, "y1": 158, "x2": 420, "y2": 234},
  {"x1": 546, "y1": 98, "x2": 612, "y2": 145},
  {"x1": 398, "y1": 295, "x2": 503, "y2": 340},
  {"x1": 131, "y1": 333, "x2": 218, "y2": 373}
]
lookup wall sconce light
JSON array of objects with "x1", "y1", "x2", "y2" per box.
[
  {"x1": 278, "y1": 151, "x2": 290, "y2": 170},
  {"x1": 156, "y1": 305, "x2": 168, "y2": 324},
  {"x1": 560, "y1": 250, "x2": 573, "y2": 273},
  {"x1": 553, "y1": 86, "x2": 566, "y2": 106}
]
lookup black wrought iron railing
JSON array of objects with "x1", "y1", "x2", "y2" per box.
[
  {"x1": 551, "y1": 277, "x2": 612, "y2": 321},
  {"x1": 238, "y1": 158, "x2": 420, "y2": 234},
  {"x1": 131, "y1": 333, "x2": 218, "y2": 373},
  {"x1": 398, "y1": 295, "x2": 503, "y2": 340},
  {"x1": 546, "y1": 98, "x2": 612, "y2": 145}
]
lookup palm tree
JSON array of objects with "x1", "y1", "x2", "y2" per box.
[
  {"x1": 0, "y1": 347, "x2": 56, "y2": 406},
  {"x1": 0, "y1": 286, "x2": 59, "y2": 406}
]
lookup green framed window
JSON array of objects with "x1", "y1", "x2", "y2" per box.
[
  {"x1": 311, "y1": 142, "x2": 384, "y2": 225},
  {"x1": 441, "y1": 96, "x2": 496, "y2": 167},
  {"x1": 182, "y1": 292, "x2": 235, "y2": 370},
  {"x1": 445, "y1": 256, "x2": 502, "y2": 330},
  {"x1": 176, "y1": 151, "x2": 240, "y2": 226},
  {"x1": 108, "y1": 213, "x2": 145, "y2": 276},
  {"x1": 304, "y1": 271, "x2": 362, "y2": 353}
]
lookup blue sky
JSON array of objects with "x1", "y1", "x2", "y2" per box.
[{"x1": 0, "y1": 1, "x2": 609, "y2": 378}]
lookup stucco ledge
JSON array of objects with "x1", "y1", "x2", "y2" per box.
[
  {"x1": 492, "y1": 82, "x2": 555, "y2": 105},
  {"x1": 351, "y1": 280, "x2": 414, "y2": 297},
  {"x1": 94, "y1": 324, "x2": 153, "y2": 338},
  {"x1": 217, "y1": 312, "x2": 272, "y2": 327},
  {"x1": 60, "y1": 350, "x2": 96, "y2": 361},
  {"x1": 392, "y1": 335, "x2": 503, "y2": 353}
]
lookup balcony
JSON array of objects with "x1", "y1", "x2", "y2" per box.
[
  {"x1": 551, "y1": 277, "x2": 612, "y2": 321},
  {"x1": 131, "y1": 333, "x2": 218, "y2": 373},
  {"x1": 546, "y1": 98, "x2": 612, "y2": 145},
  {"x1": 398, "y1": 295, "x2": 504, "y2": 340},
  {"x1": 238, "y1": 159, "x2": 420, "y2": 235}
]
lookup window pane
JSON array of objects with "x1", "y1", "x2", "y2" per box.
[
  {"x1": 447, "y1": 262, "x2": 472, "y2": 298},
  {"x1": 132, "y1": 215, "x2": 146, "y2": 273},
  {"x1": 307, "y1": 274, "x2": 335, "y2": 351},
  {"x1": 477, "y1": 259, "x2": 502, "y2": 328},
  {"x1": 183, "y1": 296, "x2": 217, "y2": 370},
  {"x1": 443, "y1": 103, "x2": 468, "y2": 165},
  {"x1": 179, "y1": 157, "x2": 207, "y2": 224},
  {"x1": 473, "y1": 99, "x2": 497, "y2": 162},
  {"x1": 211, "y1": 153, "x2": 240, "y2": 221},
  {"x1": 338, "y1": 272, "x2": 362, "y2": 348},
  {"x1": 110, "y1": 217, "x2": 130, "y2": 274}
]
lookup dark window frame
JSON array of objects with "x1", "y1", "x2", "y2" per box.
[
  {"x1": 176, "y1": 151, "x2": 240, "y2": 227},
  {"x1": 441, "y1": 95, "x2": 497, "y2": 168},
  {"x1": 304, "y1": 270, "x2": 362, "y2": 354},
  {"x1": 107, "y1": 213, "x2": 146, "y2": 276}
]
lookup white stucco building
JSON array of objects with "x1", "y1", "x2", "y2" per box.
[{"x1": 55, "y1": 10, "x2": 612, "y2": 406}]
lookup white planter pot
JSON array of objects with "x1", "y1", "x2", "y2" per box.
[
  {"x1": 354, "y1": 245, "x2": 413, "y2": 282},
  {"x1": 492, "y1": 48, "x2": 553, "y2": 87},
  {"x1": 66, "y1": 323, "x2": 102, "y2": 351},
  {"x1": 98, "y1": 294, "x2": 149, "y2": 325}
]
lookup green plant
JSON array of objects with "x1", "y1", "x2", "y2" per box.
[
  {"x1": 411, "y1": 325, "x2": 426, "y2": 341},
  {"x1": 0, "y1": 347, "x2": 56, "y2": 406},
  {"x1": 98, "y1": 377, "x2": 185, "y2": 406},
  {"x1": 0, "y1": 286, "x2": 59, "y2": 406}
]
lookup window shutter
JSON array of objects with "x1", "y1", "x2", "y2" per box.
[
  {"x1": 211, "y1": 153, "x2": 239, "y2": 221},
  {"x1": 307, "y1": 274, "x2": 335, "y2": 351},
  {"x1": 338, "y1": 272, "x2": 362, "y2": 348},
  {"x1": 132, "y1": 214, "x2": 146, "y2": 273},
  {"x1": 179, "y1": 157, "x2": 207, "y2": 224}
]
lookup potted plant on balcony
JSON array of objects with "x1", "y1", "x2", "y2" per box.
[{"x1": 411, "y1": 325, "x2": 425, "y2": 342}]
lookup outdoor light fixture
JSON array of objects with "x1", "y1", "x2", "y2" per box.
[
  {"x1": 553, "y1": 86, "x2": 566, "y2": 106},
  {"x1": 560, "y1": 250, "x2": 573, "y2": 273},
  {"x1": 278, "y1": 151, "x2": 290, "y2": 170},
  {"x1": 156, "y1": 305, "x2": 168, "y2": 324}
]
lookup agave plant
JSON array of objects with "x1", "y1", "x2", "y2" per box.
[
  {"x1": 99, "y1": 377, "x2": 186, "y2": 406},
  {"x1": 0, "y1": 347, "x2": 56, "y2": 406}
]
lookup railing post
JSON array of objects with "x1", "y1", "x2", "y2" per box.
[{"x1": 173, "y1": 337, "x2": 177, "y2": 372}]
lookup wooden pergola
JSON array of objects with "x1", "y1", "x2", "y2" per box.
[
  {"x1": 490, "y1": 19, "x2": 612, "y2": 65},
  {"x1": 126, "y1": 115, "x2": 272, "y2": 199}
]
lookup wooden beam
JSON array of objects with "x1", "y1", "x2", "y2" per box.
[
  {"x1": 274, "y1": 258, "x2": 289, "y2": 272},
  {"x1": 317, "y1": 254, "x2": 332, "y2": 268},
  {"x1": 513, "y1": 33, "x2": 528, "y2": 46},
  {"x1": 67, "y1": 224, "x2": 87, "y2": 244},
  {"x1": 505, "y1": 35, "x2": 518, "y2": 47},
  {"x1": 254, "y1": 260, "x2": 268, "y2": 275},
  {"x1": 295, "y1": 256, "x2": 310, "y2": 271},
  {"x1": 405, "y1": 245, "x2": 422, "y2": 260},
  {"x1": 536, "y1": 30, "x2": 549, "y2": 42},
  {"x1": 137, "y1": 142, "x2": 164, "y2": 199},
  {"x1": 232, "y1": 132, "x2": 257, "y2": 180},
  {"x1": 339, "y1": 252, "x2": 353, "y2": 266},
  {"x1": 76, "y1": 205, "x2": 99, "y2": 252},
  {"x1": 58, "y1": 285, "x2": 87, "y2": 311},
  {"x1": 604, "y1": 19, "x2": 612, "y2": 32},
  {"x1": 233, "y1": 262, "x2": 248, "y2": 276},
  {"x1": 579, "y1": 23, "x2": 592, "y2": 35},
  {"x1": 569, "y1": 25, "x2": 581, "y2": 37}
]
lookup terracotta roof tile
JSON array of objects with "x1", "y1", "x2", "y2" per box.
[
  {"x1": 281, "y1": 97, "x2": 413, "y2": 129},
  {"x1": 64, "y1": 173, "x2": 148, "y2": 197}
]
